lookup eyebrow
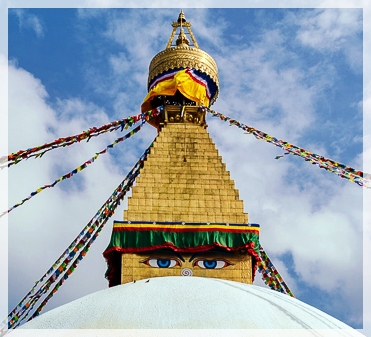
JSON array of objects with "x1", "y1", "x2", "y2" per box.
[
  {"x1": 188, "y1": 250, "x2": 232, "y2": 262},
  {"x1": 149, "y1": 249, "x2": 185, "y2": 262}
]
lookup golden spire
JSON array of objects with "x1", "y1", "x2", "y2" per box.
[
  {"x1": 147, "y1": 10, "x2": 219, "y2": 105},
  {"x1": 178, "y1": 9, "x2": 186, "y2": 23},
  {"x1": 166, "y1": 10, "x2": 199, "y2": 49},
  {"x1": 176, "y1": 28, "x2": 190, "y2": 46}
]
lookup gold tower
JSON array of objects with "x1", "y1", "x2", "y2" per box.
[{"x1": 104, "y1": 11, "x2": 260, "y2": 287}]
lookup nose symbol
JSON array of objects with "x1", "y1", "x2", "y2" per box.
[{"x1": 181, "y1": 268, "x2": 193, "y2": 276}]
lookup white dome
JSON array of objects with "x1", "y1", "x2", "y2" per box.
[{"x1": 15, "y1": 277, "x2": 362, "y2": 335}]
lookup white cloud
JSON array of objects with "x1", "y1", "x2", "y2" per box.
[
  {"x1": 108, "y1": 52, "x2": 131, "y2": 75},
  {"x1": 182, "y1": 9, "x2": 230, "y2": 49},
  {"x1": 296, "y1": 9, "x2": 361, "y2": 49},
  {"x1": 214, "y1": 25, "x2": 317, "y2": 141},
  {"x1": 362, "y1": 79, "x2": 371, "y2": 333},
  {"x1": 208, "y1": 112, "x2": 363, "y2": 324},
  {"x1": 0, "y1": 54, "x2": 8, "y2": 321},
  {"x1": 202, "y1": 8, "x2": 363, "y2": 324},
  {"x1": 103, "y1": 9, "x2": 173, "y2": 60},
  {"x1": 11, "y1": 9, "x2": 45, "y2": 38},
  {"x1": 6, "y1": 58, "x2": 134, "y2": 316},
  {"x1": 295, "y1": 9, "x2": 362, "y2": 72}
]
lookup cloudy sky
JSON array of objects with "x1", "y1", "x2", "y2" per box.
[{"x1": 1, "y1": 1, "x2": 370, "y2": 335}]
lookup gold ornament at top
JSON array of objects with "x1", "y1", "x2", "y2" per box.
[{"x1": 148, "y1": 10, "x2": 219, "y2": 105}]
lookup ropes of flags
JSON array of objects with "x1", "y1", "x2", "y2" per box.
[
  {"x1": 3, "y1": 104, "x2": 365, "y2": 332},
  {"x1": 0, "y1": 123, "x2": 144, "y2": 219},
  {"x1": 2, "y1": 141, "x2": 153, "y2": 332},
  {"x1": 204, "y1": 107, "x2": 370, "y2": 189},
  {"x1": 1, "y1": 107, "x2": 162, "y2": 169},
  {"x1": 257, "y1": 247, "x2": 295, "y2": 297}
]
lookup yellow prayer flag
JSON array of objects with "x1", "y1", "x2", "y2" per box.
[{"x1": 141, "y1": 69, "x2": 209, "y2": 112}]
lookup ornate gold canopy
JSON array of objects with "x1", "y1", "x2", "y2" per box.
[{"x1": 147, "y1": 10, "x2": 219, "y2": 105}]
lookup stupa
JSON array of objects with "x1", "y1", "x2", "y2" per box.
[
  {"x1": 103, "y1": 9, "x2": 260, "y2": 288},
  {"x1": 15, "y1": 11, "x2": 364, "y2": 335}
]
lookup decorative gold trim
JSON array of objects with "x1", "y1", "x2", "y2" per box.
[
  {"x1": 164, "y1": 105, "x2": 206, "y2": 126},
  {"x1": 165, "y1": 27, "x2": 178, "y2": 49},
  {"x1": 148, "y1": 47, "x2": 219, "y2": 104}
]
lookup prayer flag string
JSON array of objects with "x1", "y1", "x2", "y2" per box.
[
  {"x1": 0, "y1": 123, "x2": 144, "y2": 219},
  {"x1": 204, "y1": 107, "x2": 370, "y2": 188},
  {"x1": 1, "y1": 107, "x2": 162, "y2": 169},
  {"x1": 257, "y1": 247, "x2": 294, "y2": 297},
  {"x1": 3, "y1": 142, "x2": 153, "y2": 332}
]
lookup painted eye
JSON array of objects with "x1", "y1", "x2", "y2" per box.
[
  {"x1": 142, "y1": 258, "x2": 180, "y2": 268},
  {"x1": 193, "y1": 259, "x2": 231, "y2": 269}
]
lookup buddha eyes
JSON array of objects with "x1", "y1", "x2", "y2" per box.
[
  {"x1": 192, "y1": 259, "x2": 231, "y2": 269},
  {"x1": 142, "y1": 258, "x2": 180, "y2": 268},
  {"x1": 141, "y1": 257, "x2": 231, "y2": 269}
]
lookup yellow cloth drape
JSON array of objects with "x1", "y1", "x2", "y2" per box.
[{"x1": 141, "y1": 69, "x2": 210, "y2": 112}]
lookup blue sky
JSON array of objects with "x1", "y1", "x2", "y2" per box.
[{"x1": 1, "y1": 3, "x2": 370, "y2": 335}]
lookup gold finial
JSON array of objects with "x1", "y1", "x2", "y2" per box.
[
  {"x1": 176, "y1": 10, "x2": 189, "y2": 46},
  {"x1": 178, "y1": 9, "x2": 186, "y2": 24},
  {"x1": 176, "y1": 28, "x2": 190, "y2": 46},
  {"x1": 166, "y1": 10, "x2": 198, "y2": 49}
]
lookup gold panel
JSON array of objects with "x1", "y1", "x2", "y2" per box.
[
  {"x1": 124, "y1": 123, "x2": 249, "y2": 224},
  {"x1": 148, "y1": 47, "x2": 219, "y2": 99}
]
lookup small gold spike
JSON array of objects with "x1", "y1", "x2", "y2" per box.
[
  {"x1": 178, "y1": 9, "x2": 186, "y2": 24},
  {"x1": 176, "y1": 28, "x2": 190, "y2": 46}
]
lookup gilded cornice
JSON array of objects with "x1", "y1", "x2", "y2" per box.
[{"x1": 149, "y1": 46, "x2": 218, "y2": 84}]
